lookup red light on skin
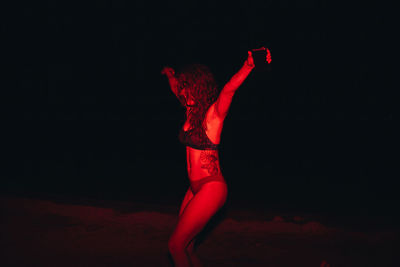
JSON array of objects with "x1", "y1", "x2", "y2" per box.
[{"x1": 266, "y1": 48, "x2": 272, "y2": 64}]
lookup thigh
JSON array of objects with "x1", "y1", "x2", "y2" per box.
[
  {"x1": 179, "y1": 187, "x2": 194, "y2": 217},
  {"x1": 171, "y1": 182, "x2": 227, "y2": 246}
]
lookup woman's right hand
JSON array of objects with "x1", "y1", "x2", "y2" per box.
[
  {"x1": 161, "y1": 66, "x2": 175, "y2": 77},
  {"x1": 162, "y1": 66, "x2": 179, "y2": 96}
]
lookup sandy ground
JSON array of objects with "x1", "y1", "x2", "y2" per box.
[{"x1": 1, "y1": 195, "x2": 398, "y2": 267}]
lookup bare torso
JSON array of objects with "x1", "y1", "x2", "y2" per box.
[{"x1": 183, "y1": 104, "x2": 225, "y2": 181}]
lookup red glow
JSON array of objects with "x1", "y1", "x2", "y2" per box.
[
  {"x1": 164, "y1": 52, "x2": 255, "y2": 266},
  {"x1": 266, "y1": 48, "x2": 272, "y2": 64}
]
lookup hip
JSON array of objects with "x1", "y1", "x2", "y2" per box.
[{"x1": 189, "y1": 174, "x2": 226, "y2": 195}]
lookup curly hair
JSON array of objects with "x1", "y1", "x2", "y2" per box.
[{"x1": 177, "y1": 64, "x2": 219, "y2": 132}]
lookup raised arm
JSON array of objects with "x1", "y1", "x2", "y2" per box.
[
  {"x1": 214, "y1": 51, "x2": 255, "y2": 119},
  {"x1": 161, "y1": 66, "x2": 179, "y2": 97}
]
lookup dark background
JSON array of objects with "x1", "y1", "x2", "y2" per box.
[{"x1": 4, "y1": 1, "x2": 397, "y2": 215}]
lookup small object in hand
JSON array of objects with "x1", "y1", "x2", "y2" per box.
[
  {"x1": 266, "y1": 48, "x2": 272, "y2": 64},
  {"x1": 251, "y1": 47, "x2": 271, "y2": 71}
]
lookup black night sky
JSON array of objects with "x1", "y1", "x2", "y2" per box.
[{"x1": 4, "y1": 1, "x2": 397, "y2": 215}]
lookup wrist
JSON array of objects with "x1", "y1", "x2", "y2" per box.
[{"x1": 243, "y1": 61, "x2": 254, "y2": 70}]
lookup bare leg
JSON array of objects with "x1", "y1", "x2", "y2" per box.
[
  {"x1": 179, "y1": 190, "x2": 202, "y2": 266},
  {"x1": 187, "y1": 240, "x2": 202, "y2": 267},
  {"x1": 179, "y1": 187, "x2": 194, "y2": 217},
  {"x1": 170, "y1": 187, "x2": 195, "y2": 266},
  {"x1": 168, "y1": 182, "x2": 227, "y2": 267}
]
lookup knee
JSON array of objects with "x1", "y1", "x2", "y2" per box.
[{"x1": 168, "y1": 237, "x2": 186, "y2": 256}]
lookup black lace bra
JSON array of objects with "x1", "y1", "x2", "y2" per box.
[{"x1": 179, "y1": 126, "x2": 219, "y2": 150}]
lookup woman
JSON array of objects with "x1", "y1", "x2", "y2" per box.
[{"x1": 161, "y1": 50, "x2": 255, "y2": 267}]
